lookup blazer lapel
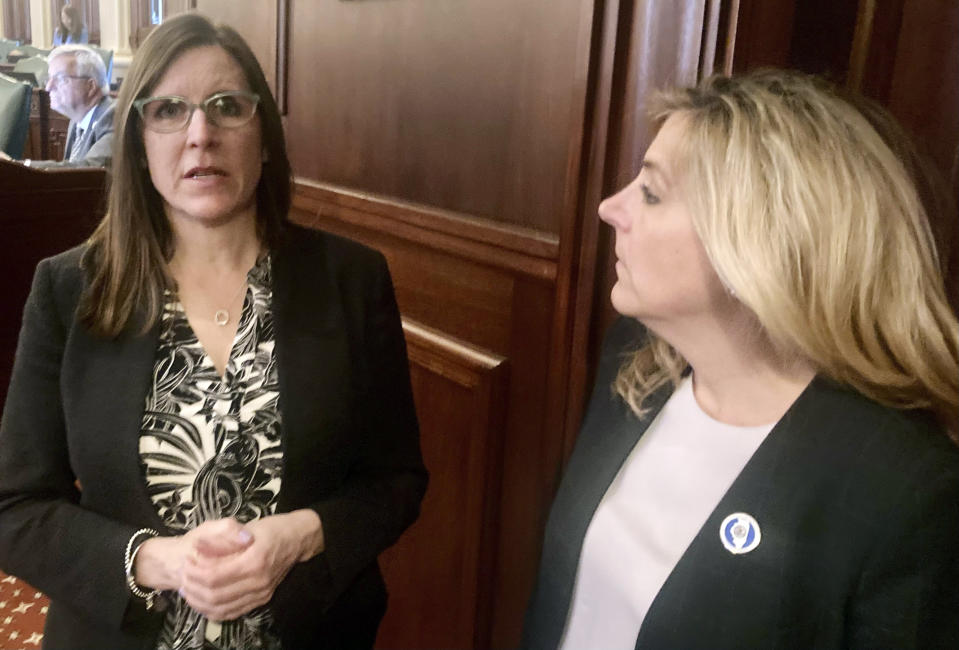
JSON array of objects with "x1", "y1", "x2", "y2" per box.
[
  {"x1": 66, "y1": 99, "x2": 106, "y2": 162},
  {"x1": 63, "y1": 323, "x2": 167, "y2": 530},
  {"x1": 529, "y1": 371, "x2": 674, "y2": 650},
  {"x1": 634, "y1": 377, "x2": 825, "y2": 648},
  {"x1": 270, "y1": 234, "x2": 354, "y2": 510},
  {"x1": 567, "y1": 384, "x2": 674, "y2": 528},
  {"x1": 62, "y1": 122, "x2": 77, "y2": 161}
]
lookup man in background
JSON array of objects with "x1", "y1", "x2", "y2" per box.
[{"x1": 1, "y1": 44, "x2": 114, "y2": 168}]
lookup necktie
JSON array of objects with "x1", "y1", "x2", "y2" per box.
[{"x1": 70, "y1": 127, "x2": 85, "y2": 162}]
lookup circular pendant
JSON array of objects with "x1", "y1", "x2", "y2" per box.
[{"x1": 214, "y1": 309, "x2": 230, "y2": 326}]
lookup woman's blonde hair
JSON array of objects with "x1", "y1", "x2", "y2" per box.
[
  {"x1": 615, "y1": 70, "x2": 959, "y2": 431},
  {"x1": 78, "y1": 13, "x2": 292, "y2": 337}
]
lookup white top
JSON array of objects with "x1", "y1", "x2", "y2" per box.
[
  {"x1": 559, "y1": 376, "x2": 775, "y2": 649},
  {"x1": 76, "y1": 102, "x2": 98, "y2": 132}
]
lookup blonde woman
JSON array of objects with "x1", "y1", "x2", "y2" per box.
[{"x1": 525, "y1": 70, "x2": 958, "y2": 649}]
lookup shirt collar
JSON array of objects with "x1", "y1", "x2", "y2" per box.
[
  {"x1": 247, "y1": 253, "x2": 272, "y2": 291},
  {"x1": 77, "y1": 100, "x2": 100, "y2": 132}
]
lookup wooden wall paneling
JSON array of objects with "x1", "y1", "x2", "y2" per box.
[
  {"x1": 884, "y1": 0, "x2": 959, "y2": 308},
  {"x1": 194, "y1": 0, "x2": 279, "y2": 97},
  {"x1": 285, "y1": 0, "x2": 590, "y2": 234},
  {"x1": 538, "y1": 0, "x2": 601, "y2": 483},
  {"x1": 289, "y1": 185, "x2": 558, "y2": 647},
  {"x1": 0, "y1": 162, "x2": 105, "y2": 405},
  {"x1": 562, "y1": 0, "x2": 625, "y2": 473},
  {"x1": 290, "y1": 181, "x2": 551, "y2": 358},
  {"x1": 289, "y1": 181, "x2": 563, "y2": 647},
  {"x1": 23, "y1": 87, "x2": 48, "y2": 160},
  {"x1": 486, "y1": 272, "x2": 557, "y2": 646},
  {"x1": 847, "y1": 0, "x2": 905, "y2": 100},
  {"x1": 786, "y1": 0, "x2": 859, "y2": 82},
  {"x1": 293, "y1": 180, "x2": 559, "y2": 275},
  {"x1": 885, "y1": 0, "x2": 959, "y2": 180},
  {"x1": 375, "y1": 320, "x2": 508, "y2": 649},
  {"x1": 727, "y1": 0, "x2": 795, "y2": 72}
]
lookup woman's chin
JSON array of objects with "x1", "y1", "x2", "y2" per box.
[
  {"x1": 609, "y1": 284, "x2": 640, "y2": 319},
  {"x1": 166, "y1": 204, "x2": 256, "y2": 229}
]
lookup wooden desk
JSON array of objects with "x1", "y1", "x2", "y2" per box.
[
  {"x1": 22, "y1": 88, "x2": 70, "y2": 161},
  {"x1": 0, "y1": 159, "x2": 105, "y2": 404}
]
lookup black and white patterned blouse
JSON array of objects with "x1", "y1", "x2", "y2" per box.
[{"x1": 139, "y1": 255, "x2": 284, "y2": 650}]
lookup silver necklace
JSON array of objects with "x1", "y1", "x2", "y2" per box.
[{"x1": 213, "y1": 277, "x2": 250, "y2": 326}]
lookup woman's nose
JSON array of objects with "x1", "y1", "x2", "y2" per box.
[
  {"x1": 598, "y1": 187, "x2": 629, "y2": 230},
  {"x1": 185, "y1": 107, "x2": 217, "y2": 147}
]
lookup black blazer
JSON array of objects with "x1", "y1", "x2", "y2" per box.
[
  {"x1": 0, "y1": 225, "x2": 427, "y2": 649},
  {"x1": 524, "y1": 317, "x2": 959, "y2": 649}
]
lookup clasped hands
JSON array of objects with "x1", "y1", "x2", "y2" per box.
[{"x1": 134, "y1": 509, "x2": 323, "y2": 622}]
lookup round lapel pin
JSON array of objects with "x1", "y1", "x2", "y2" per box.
[{"x1": 720, "y1": 512, "x2": 761, "y2": 554}]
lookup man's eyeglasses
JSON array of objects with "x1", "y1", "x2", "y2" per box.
[
  {"x1": 133, "y1": 91, "x2": 261, "y2": 133},
  {"x1": 47, "y1": 73, "x2": 90, "y2": 87}
]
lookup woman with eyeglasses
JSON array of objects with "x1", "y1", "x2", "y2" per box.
[{"x1": 0, "y1": 13, "x2": 426, "y2": 650}]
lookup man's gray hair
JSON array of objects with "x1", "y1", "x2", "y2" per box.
[{"x1": 48, "y1": 44, "x2": 109, "y2": 95}]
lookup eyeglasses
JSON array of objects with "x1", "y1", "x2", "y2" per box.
[
  {"x1": 133, "y1": 91, "x2": 261, "y2": 133},
  {"x1": 47, "y1": 73, "x2": 90, "y2": 87}
]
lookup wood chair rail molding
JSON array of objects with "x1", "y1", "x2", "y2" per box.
[{"x1": 292, "y1": 179, "x2": 559, "y2": 281}]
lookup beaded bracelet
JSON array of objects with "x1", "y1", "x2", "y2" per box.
[{"x1": 124, "y1": 528, "x2": 161, "y2": 610}]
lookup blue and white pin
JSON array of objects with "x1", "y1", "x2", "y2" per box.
[{"x1": 720, "y1": 512, "x2": 761, "y2": 555}]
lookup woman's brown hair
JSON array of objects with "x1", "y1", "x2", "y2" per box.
[
  {"x1": 79, "y1": 12, "x2": 292, "y2": 337},
  {"x1": 56, "y1": 5, "x2": 84, "y2": 41}
]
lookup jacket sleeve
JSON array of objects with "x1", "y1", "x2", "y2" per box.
[
  {"x1": 28, "y1": 129, "x2": 114, "y2": 169},
  {"x1": 847, "y1": 445, "x2": 959, "y2": 648},
  {"x1": 271, "y1": 250, "x2": 427, "y2": 617},
  {"x1": 0, "y1": 257, "x2": 141, "y2": 631}
]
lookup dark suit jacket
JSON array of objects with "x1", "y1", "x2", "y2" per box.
[
  {"x1": 0, "y1": 224, "x2": 427, "y2": 649},
  {"x1": 524, "y1": 317, "x2": 959, "y2": 649},
  {"x1": 29, "y1": 96, "x2": 115, "y2": 168}
]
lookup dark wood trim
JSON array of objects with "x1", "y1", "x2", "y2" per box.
[
  {"x1": 847, "y1": 0, "x2": 905, "y2": 101},
  {"x1": 717, "y1": 0, "x2": 741, "y2": 74},
  {"x1": 292, "y1": 179, "x2": 559, "y2": 281},
  {"x1": 404, "y1": 319, "x2": 508, "y2": 650},
  {"x1": 542, "y1": 0, "x2": 602, "y2": 487},
  {"x1": 275, "y1": 0, "x2": 289, "y2": 114},
  {"x1": 403, "y1": 318, "x2": 507, "y2": 386},
  {"x1": 375, "y1": 318, "x2": 508, "y2": 649},
  {"x1": 36, "y1": 88, "x2": 49, "y2": 160},
  {"x1": 699, "y1": 0, "x2": 724, "y2": 76},
  {"x1": 561, "y1": 0, "x2": 622, "y2": 465}
]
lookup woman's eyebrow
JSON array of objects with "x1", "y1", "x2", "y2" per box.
[{"x1": 641, "y1": 159, "x2": 670, "y2": 188}]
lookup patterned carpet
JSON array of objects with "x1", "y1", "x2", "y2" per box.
[{"x1": 0, "y1": 572, "x2": 47, "y2": 649}]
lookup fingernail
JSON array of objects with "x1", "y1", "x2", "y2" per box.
[
  {"x1": 178, "y1": 587, "x2": 185, "y2": 598},
  {"x1": 238, "y1": 530, "x2": 252, "y2": 543}
]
